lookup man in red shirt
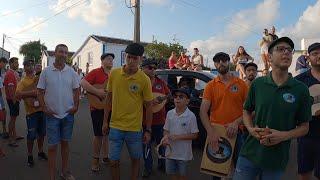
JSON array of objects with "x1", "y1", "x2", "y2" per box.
[
  {"x1": 4, "y1": 57, "x2": 22, "y2": 147},
  {"x1": 80, "y1": 53, "x2": 114, "y2": 172},
  {"x1": 141, "y1": 59, "x2": 170, "y2": 177}
]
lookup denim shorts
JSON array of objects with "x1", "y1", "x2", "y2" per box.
[
  {"x1": 108, "y1": 128, "x2": 142, "y2": 160},
  {"x1": 166, "y1": 159, "x2": 189, "y2": 176},
  {"x1": 26, "y1": 111, "x2": 46, "y2": 140},
  {"x1": 46, "y1": 114, "x2": 74, "y2": 145},
  {"x1": 7, "y1": 99, "x2": 19, "y2": 117}
]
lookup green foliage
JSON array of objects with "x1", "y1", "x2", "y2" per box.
[
  {"x1": 66, "y1": 57, "x2": 72, "y2": 66},
  {"x1": 144, "y1": 41, "x2": 185, "y2": 60},
  {"x1": 19, "y1": 40, "x2": 47, "y2": 64}
]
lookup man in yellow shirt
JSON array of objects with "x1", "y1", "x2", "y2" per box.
[
  {"x1": 16, "y1": 60, "x2": 47, "y2": 167},
  {"x1": 103, "y1": 43, "x2": 153, "y2": 180}
]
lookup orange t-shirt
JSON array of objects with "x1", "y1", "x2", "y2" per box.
[{"x1": 203, "y1": 75, "x2": 248, "y2": 125}]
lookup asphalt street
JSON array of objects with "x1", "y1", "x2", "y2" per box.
[{"x1": 0, "y1": 98, "x2": 316, "y2": 180}]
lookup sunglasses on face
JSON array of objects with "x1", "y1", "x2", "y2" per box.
[{"x1": 173, "y1": 94, "x2": 187, "y2": 99}]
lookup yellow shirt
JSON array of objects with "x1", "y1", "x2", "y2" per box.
[
  {"x1": 107, "y1": 67, "x2": 153, "y2": 131},
  {"x1": 16, "y1": 75, "x2": 42, "y2": 115}
]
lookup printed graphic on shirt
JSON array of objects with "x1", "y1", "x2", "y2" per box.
[
  {"x1": 230, "y1": 85, "x2": 239, "y2": 93},
  {"x1": 283, "y1": 93, "x2": 296, "y2": 103},
  {"x1": 129, "y1": 83, "x2": 140, "y2": 93}
]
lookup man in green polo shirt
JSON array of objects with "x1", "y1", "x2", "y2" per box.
[{"x1": 233, "y1": 37, "x2": 311, "y2": 180}]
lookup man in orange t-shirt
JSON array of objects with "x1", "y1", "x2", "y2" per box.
[{"x1": 200, "y1": 52, "x2": 248, "y2": 179}]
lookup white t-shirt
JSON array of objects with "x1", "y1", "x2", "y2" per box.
[
  {"x1": 37, "y1": 64, "x2": 80, "y2": 119},
  {"x1": 163, "y1": 108, "x2": 199, "y2": 161}
]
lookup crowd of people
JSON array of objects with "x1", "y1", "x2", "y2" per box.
[{"x1": 0, "y1": 34, "x2": 319, "y2": 180}]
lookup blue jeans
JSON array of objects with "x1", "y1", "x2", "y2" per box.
[
  {"x1": 143, "y1": 125, "x2": 165, "y2": 173},
  {"x1": 108, "y1": 128, "x2": 143, "y2": 160},
  {"x1": 233, "y1": 156, "x2": 284, "y2": 180},
  {"x1": 26, "y1": 111, "x2": 46, "y2": 140},
  {"x1": 46, "y1": 114, "x2": 74, "y2": 145}
]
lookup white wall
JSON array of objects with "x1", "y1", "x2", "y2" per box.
[
  {"x1": 104, "y1": 43, "x2": 128, "y2": 68},
  {"x1": 73, "y1": 37, "x2": 102, "y2": 73}
]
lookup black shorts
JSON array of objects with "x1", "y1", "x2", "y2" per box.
[
  {"x1": 90, "y1": 109, "x2": 110, "y2": 136},
  {"x1": 7, "y1": 99, "x2": 19, "y2": 117},
  {"x1": 298, "y1": 137, "x2": 320, "y2": 178}
]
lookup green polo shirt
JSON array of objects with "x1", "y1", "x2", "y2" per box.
[{"x1": 240, "y1": 73, "x2": 312, "y2": 171}]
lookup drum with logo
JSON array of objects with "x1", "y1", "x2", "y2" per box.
[{"x1": 200, "y1": 124, "x2": 236, "y2": 177}]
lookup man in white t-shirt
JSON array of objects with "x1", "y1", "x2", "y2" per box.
[
  {"x1": 37, "y1": 44, "x2": 80, "y2": 180},
  {"x1": 162, "y1": 88, "x2": 199, "y2": 179}
]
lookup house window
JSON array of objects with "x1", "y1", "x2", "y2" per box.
[{"x1": 88, "y1": 52, "x2": 93, "y2": 65}]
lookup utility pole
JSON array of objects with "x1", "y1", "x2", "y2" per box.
[
  {"x1": 133, "y1": 0, "x2": 140, "y2": 43},
  {"x1": 1, "y1": 34, "x2": 5, "y2": 57}
]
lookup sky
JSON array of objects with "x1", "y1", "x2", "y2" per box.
[{"x1": 1, "y1": 0, "x2": 320, "y2": 68}]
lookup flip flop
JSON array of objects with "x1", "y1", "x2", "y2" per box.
[
  {"x1": 8, "y1": 142, "x2": 19, "y2": 147},
  {"x1": 91, "y1": 157, "x2": 100, "y2": 172}
]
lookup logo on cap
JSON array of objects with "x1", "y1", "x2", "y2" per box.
[{"x1": 283, "y1": 93, "x2": 295, "y2": 103}]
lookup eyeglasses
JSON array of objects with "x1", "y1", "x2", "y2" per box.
[
  {"x1": 274, "y1": 46, "x2": 294, "y2": 53},
  {"x1": 213, "y1": 59, "x2": 229, "y2": 63},
  {"x1": 146, "y1": 65, "x2": 157, "y2": 70},
  {"x1": 173, "y1": 94, "x2": 187, "y2": 99}
]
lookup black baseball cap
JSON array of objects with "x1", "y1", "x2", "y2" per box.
[
  {"x1": 244, "y1": 62, "x2": 258, "y2": 70},
  {"x1": 125, "y1": 43, "x2": 144, "y2": 56},
  {"x1": 101, "y1": 53, "x2": 115, "y2": 60},
  {"x1": 172, "y1": 88, "x2": 190, "y2": 98},
  {"x1": 268, "y1": 37, "x2": 294, "y2": 52},
  {"x1": 141, "y1": 58, "x2": 158, "y2": 67},
  {"x1": 212, "y1": 52, "x2": 230, "y2": 62},
  {"x1": 308, "y1": 42, "x2": 320, "y2": 54}
]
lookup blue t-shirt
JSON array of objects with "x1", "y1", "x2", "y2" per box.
[
  {"x1": 295, "y1": 69, "x2": 320, "y2": 138},
  {"x1": 295, "y1": 55, "x2": 310, "y2": 71}
]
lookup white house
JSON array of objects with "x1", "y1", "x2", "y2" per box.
[
  {"x1": 0, "y1": 47, "x2": 10, "y2": 60},
  {"x1": 40, "y1": 50, "x2": 74, "y2": 69},
  {"x1": 71, "y1": 35, "x2": 149, "y2": 73}
]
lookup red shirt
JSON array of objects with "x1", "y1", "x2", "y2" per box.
[
  {"x1": 168, "y1": 57, "x2": 177, "y2": 69},
  {"x1": 144, "y1": 77, "x2": 170, "y2": 125},
  {"x1": 84, "y1": 67, "x2": 109, "y2": 110},
  {"x1": 4, "y1": 69, "x2": 20, "y2": 100}
]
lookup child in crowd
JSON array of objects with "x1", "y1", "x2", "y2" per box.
[{"x1": 162, "y1": 88, "x2": 199, "y2": 180}]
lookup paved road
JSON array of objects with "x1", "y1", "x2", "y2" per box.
[{"x1": 0, "y1": 98, "x2": 316, "y2": 180}]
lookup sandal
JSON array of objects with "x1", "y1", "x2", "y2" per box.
[
  {"x1": 102, "y1": 157, "x2": 110, "y2": 164},
  {"x1": 91, "y1": 157, "x2": 100, "y2": 172},
  {"x1": 16, "y1": 136, "x2": 24, "y2": 140},
  {"x1": 8, "y1": 142, "x2": 19, "y2": 147}
]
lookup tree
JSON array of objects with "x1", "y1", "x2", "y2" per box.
[
  {"x1": 144, "y1": 41, "x2": 185, "y2": 60},
  {"x1": 19, "y1": 40, "x2": 47, "y2": 64}
]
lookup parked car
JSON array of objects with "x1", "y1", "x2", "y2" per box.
[{"x1": 155, "y1": 69, "x2": 218, "y2": 148}]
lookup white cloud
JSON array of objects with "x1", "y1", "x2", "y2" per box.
[
  {"x1": 0, "y1": 10, "x2": 23, "y2": 18},
  {"x1": 280, "y1": 0, "x2": 320, "y2": 45},
  {"x1": 16, "y1": 17, "x2": 48, "y2": 34},
  {"x1": 51, "y1": 0, "x2": 113, "y2": 26},
  {"x1": 144, "y1": 0, "x2": 169, "y2": 6},
  {"x1": 189, "y1": 0, "x2": 280, "y2": 67}
]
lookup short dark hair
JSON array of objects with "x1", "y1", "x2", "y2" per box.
[
  {"x1": 23, "y1": 59, "x2": 34, "y2": 66},
  {"x1": 9, "y1": 57, "x2": 18, "y2": 64},
  {"x1": 244, "y1": 62, "x2": 258, "y2": 71},
  {"x1": 0, "y1": 57, "x2": 8, "y2": 63},
  {"x1": 55, "y1": 44, "x2": 68, "y2": 52}
]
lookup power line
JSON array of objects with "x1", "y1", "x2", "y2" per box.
[{"x1": 12, "y1": 0, "x2": 88, "y2": 36}]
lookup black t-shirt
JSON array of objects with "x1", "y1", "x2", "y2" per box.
[{"x1": 295, "y1": 69, "x2": 320, "y2": 138}]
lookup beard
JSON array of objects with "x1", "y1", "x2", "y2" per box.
[
  {"x1": 247, "y1": 75, "x2": 255, "y2": 81},
  {"x1": 217, "y1": 65, "x2": 229, "y2": 75}
]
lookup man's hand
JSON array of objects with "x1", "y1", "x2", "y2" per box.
[
  {"x1": 96, "y1": 89, "x2": 106, "y2": 100},
  {"x1": 43, "y1": 106, "x2": 56, "y2": 116},
  {"x1": 248, "y1": 126, "x2": 264, "y2": 140},
  {"x1": 260, "y1": 129, "x2": 289, "y2": 146},
  {"x1": 207, "y1": 129, "x2": 220, "y2": 152},
  {"x1": 143, "y1": 131, "x2": 151, "y2": 144},
  {"x1": 169, "y1": 134, "x2": 178, "y2": 141},
  {"x1": 67, "y1": 106, "x2": 78, "y2": 115},
  {"x1": 161, "y1": 135, "x2": 170, "y2": 146},
  {"x1": 102, "y1": 122, "x2": 109, "y2": 135},
  {"x1": 225, "y1": 121, "x2": 239, "y2": 138}
]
